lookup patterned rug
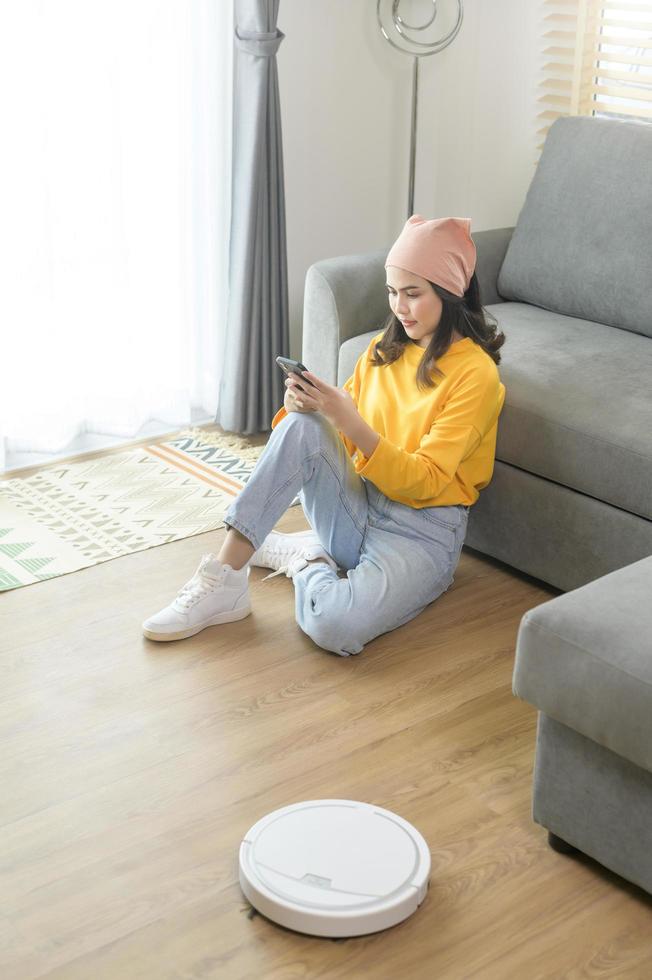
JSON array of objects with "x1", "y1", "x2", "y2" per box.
[{"x1": 0, "y1": 427, "x2": 295, "y2": 592}]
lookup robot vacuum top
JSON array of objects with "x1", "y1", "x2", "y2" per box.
[{"x1": 239, "y1": 799, "x2": 431, "y2": 938}]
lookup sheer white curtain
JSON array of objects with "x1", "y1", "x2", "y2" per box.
[{"x1": 0, "y1": 0, "x2": 232, "y2": 473}]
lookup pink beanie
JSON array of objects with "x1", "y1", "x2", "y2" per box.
[{"x1": 385, "y1": 214, "x2": 476, "y2": 298}]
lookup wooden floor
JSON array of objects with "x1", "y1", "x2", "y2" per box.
[{"x1": 2, "y1": 460, "x2": 652, "y2": 978}]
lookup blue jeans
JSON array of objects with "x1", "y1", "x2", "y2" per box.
[{"x1": 223, "y1": 411, "x2": 469, "y2": 657}]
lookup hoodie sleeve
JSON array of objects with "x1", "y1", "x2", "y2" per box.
[
  {"x1": 353, "y1": 365, "x2": 501, "y2": 502},
  {"x1": 270, "y1": 404, "x2": 288, "y2": 429}
]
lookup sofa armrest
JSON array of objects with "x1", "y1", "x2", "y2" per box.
[
  {"x1": 301, "y1": 228, "x2": 515, "y2": 385},
  {"x1": 301, "y1": 248, "x2": 391, "y2": 385}
]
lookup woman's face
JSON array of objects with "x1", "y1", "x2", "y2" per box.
[{"x1": 385, "y1": 266, "x2": 443, "y2": 348}]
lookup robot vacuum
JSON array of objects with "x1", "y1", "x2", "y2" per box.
[{"x1": 239, "y1": 799, "x2": 431, "y2": 938}]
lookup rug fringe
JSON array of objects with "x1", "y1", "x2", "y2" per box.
[{"x1": 178, "y1": 427, "x2": 266, "y2": 461}]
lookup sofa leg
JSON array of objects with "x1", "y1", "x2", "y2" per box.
[{"x1": 548, "y1": 830, "x2": 580, "y2": 854}]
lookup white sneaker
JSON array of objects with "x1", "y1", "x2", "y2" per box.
[
  {"x1": 248, "y1": 529, "x2": 339, "y2": 581},
  {"x1": 142, "y1": 553, "x2": 251, "y2": 642}
]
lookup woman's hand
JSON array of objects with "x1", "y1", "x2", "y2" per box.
[
  {"x1": 285, "y1": 371, "x2": 359, "y2": 431},
  {"x1": 284, "y1": 381, "x2": 316, "y2": 414}
]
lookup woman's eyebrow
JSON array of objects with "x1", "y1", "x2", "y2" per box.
[{"x1": 385, "y1": 284, "x2": 420, "y2": 290}]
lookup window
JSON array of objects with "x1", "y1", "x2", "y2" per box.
[{"x1": 538, "y1": 1, "x2": 652, "y2": 157}]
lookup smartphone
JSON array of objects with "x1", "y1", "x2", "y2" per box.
[{"x1": 275, "y1": 356, "x2": 317, "y2": 389}]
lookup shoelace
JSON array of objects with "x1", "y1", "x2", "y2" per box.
[
  {"x1": 261, "y1": 558, "x2": 304, "y2": 582},
  {"x1": 174, "y1": 560, "x2": 224, "y2": 609},
  {"x1": 260, "y1": 544, "x2": 306, "y2": 582},
  {"x1": 175, "y1": 576, "x2": 222, "y2": 610}
]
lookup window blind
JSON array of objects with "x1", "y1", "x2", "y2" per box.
[{"x1": 538, "y1": 0, "x2": 652, "y2": 157}]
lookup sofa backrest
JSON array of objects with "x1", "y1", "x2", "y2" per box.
[{"x1": 497, "y1": 115, "x2": 652, "y2": 339}]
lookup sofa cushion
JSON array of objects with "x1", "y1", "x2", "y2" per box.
[
  {"x1": 496, "y1": 116, "x2": 652, "y2": 339},
  {"x1": 512, "y1": 554, "x2": 652, "y2": 774},
  {"x1": 490, "y1": 302, "x2": 652, "y2": 521},
  {"x1": 339, "y1": 308, "x2": 652, "y2": 521}
]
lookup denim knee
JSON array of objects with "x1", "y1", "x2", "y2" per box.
[
  {"x1": 295, "y1": 574, "x2": 366, "y2": 657},
  {"x1": 280, "y1": 408, "x2": 338, "y2": 446},
  {"x1": 301, "y1": 614, "x2": 365, "y2": 658}
]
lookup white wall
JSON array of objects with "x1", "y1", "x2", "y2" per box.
[{"x1": 276, "y1": 0, "x2": 543, "y2": 359}]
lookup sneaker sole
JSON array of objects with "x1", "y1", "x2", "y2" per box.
[{"x1": 142, "y1": 601, "x2": 251, "y2": 642}]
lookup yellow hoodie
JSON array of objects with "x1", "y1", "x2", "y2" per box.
[{"x1": 271, "y1": 332, "x2": 506, "y2": 508}]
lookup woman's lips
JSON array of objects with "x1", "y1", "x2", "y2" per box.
[{"x1": 402, "y1": 320, "x2": 416, "y2": 326}]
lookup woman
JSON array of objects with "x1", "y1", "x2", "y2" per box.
[{"x1": 143, "y1": 215, "x2": 507, "y2": 655}]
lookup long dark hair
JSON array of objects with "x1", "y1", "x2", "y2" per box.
[{"x1": 370, "y1": 271, "x2": 506, "y2": 391}]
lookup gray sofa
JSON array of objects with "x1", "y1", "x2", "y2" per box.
[
  {"x1": 299, "y1": 115, "x2": 652, "y2": 895},
  {"x1": 513, "y1": 554, "x2": 652, "y2": 896},
  {"x1": 302, "y1": 115, "x2": 652, "y2": 594}
]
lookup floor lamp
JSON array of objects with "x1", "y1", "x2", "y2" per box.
[{"x1": 377, "y1": 1, "x2": 464, "y2": 219}]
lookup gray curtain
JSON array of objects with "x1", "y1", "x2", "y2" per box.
[{"x1": 215, "y1": 0, "x2": 289, "y2": 435}]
